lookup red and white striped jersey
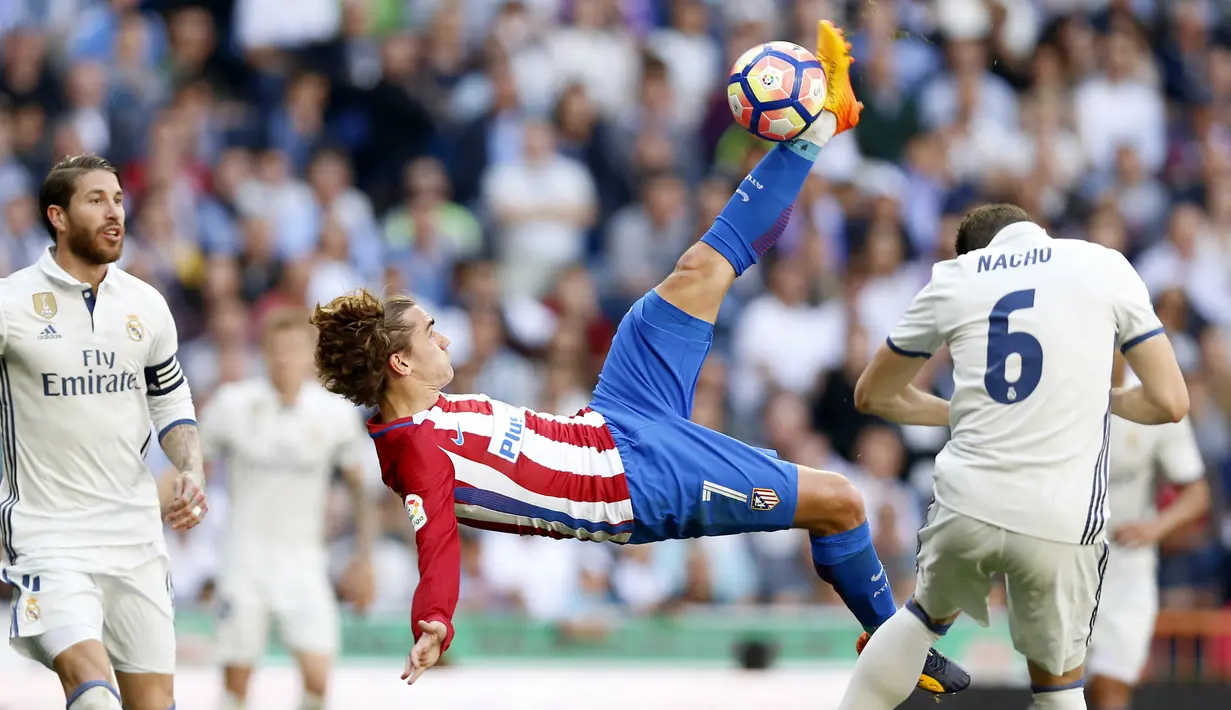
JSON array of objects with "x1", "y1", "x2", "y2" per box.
[{"x1": 368, "y1": 393, "x2": 633, "y2": 652}]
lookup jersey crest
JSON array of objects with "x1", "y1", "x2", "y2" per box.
[
  {"x1": 126, "y1": 315, "x2": 144, "y2": 342},
  {"x1": 32, "y1": 292, "x2": 56, "y2": 320},
  {"x1": 750, "y1": 487, "x2": 780, "y2": 511}
]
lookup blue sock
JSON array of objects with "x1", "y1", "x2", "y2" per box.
[
  {"x1": 700, "y1": 138, "x2": 821, "y2": 276},
  {"x1": 810, "y1": 521, "x2": 898, "y2": 633}
]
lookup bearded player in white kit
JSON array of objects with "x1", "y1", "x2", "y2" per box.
[
  {"x1": 199, "y1": 307, "x2": 376, "y2": 710},
  {"x1": 1, "y1": 155, "x2": 208, "y2": 710},
  {"x1": 837, "y1": 204, "x2": 1191, "y2": 710},
  {"x1": 1085, "y1": 353, "x2": 1210, "y2": 710}
]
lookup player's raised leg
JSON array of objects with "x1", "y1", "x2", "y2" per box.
[{"x1": 654, "y1": 20, "x2": 860, "y2": 323}]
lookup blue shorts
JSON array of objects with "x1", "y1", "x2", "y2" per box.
[{"x1": 589, "y1": 291, "x2": 799, "y2": 544}]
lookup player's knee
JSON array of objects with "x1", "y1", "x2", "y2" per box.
[
  {"x1": 66, "y1": 682, "x2": 122, "y2": 710},
  {"x1": 794, "y1": 467, "x2": 867, "y2": 535},
  {"x1": 667, "y1": 243, "x2": 731, "y2": 287},
  {"x1": 53, "y1": 640, "x2": 114, "y2": 693}
]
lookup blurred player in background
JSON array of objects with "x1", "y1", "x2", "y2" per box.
[
  {"x1": 1, "y1": 155, "x2": 206, "y2": 710},
  {"x1": 1085, "y1": 353, "x2": 1210, "y2": 710},
  {"x1": 310, "y1": 22, "x2": 970, "y2": 695},
  {"x1": 199, "y1": 307, "x2": 376, "y2": 710},
  {"x1": 843, "y1": 203, "x2": 1191, "y2": 710}
]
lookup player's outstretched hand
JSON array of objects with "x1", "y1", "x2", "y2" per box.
[
  {"x1": 163, "y1": 472, "x2": 208, "y2": 530},
  {"x1": 403, "y1": 620, "x2": 447, "y2": 685}
]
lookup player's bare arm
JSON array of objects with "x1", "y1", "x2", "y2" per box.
[
  {"x1": 338, "y1": 463, "x2": 378, "y2": 613},
  {"x1": 159, "y1": 422, "x2": 208, "y2": 530},
  {"x1": 1114, "y1": 476, "x2": 1210, "y2": 547},
  {"x1": 1113, "y1": 335, "x2": 1188, "y2": 424},
  {"x1": 854, "y1": 350, "x2": 951, "y2": 427}
]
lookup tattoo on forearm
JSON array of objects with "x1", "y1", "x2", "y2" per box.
[{"x1": 162, "y1": 423, "x2": 204, "y2": 482}]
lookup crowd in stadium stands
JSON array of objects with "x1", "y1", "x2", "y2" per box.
[{"x1": 0, "y1": 0, "x2": 1229, "y2": 627}]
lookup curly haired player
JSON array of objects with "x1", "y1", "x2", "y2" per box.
[{"x1": 310, "y1": 22, "x2": 969, "y2": 694}]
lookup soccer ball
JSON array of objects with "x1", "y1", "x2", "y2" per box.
[{"x1": 727, "y1": 41, "x2": 827, "y2": 142}]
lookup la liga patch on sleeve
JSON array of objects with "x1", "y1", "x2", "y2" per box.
[{"x1": 405, "y1": 494, "x2": 428, "y2": 531}]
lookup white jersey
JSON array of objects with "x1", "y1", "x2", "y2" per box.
[
  {"x1": 889, "y1": 222, "x2": 1164, "y2": 545},
  {"x1": 199, "y1": 378, "x2": 368, "y2": 568},
  {"x1": 0, "y1": 248, "x2": 196, "y2": 564},
  {"x1": 1107, "y1": 373, "x2": 1204, "y2": 561}
]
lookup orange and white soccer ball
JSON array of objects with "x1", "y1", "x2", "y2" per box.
[{"x1": 727, "y1": 41, "x2": 827, "y2": 142}]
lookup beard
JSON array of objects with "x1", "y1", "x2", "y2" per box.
[{"x1": 63, "y1": 219, "x2": 123, "y2": 265}]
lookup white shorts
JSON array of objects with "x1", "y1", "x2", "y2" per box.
[
  {"x1": 913, "y1": 503, "x2": 1109, "y2": 677},
  {"x1": 4, "y1": 553, "x2": 176, "y2": 674},
  {"x1": 214, "y1": 562, "x2": 339, "y2": 665},
  {"x1": 1085, "y1": 546, "x2": 1158, "y2": 684}
]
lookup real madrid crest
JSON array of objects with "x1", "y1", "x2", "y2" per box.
[
  {"x1": 32, "y1": 292, "x2": 57, "y2": 320},
  {"x1": 24, "y1": 596, "x2": 40, "y2": 623},
  {"x1": 126, "y1": 315, "x2": 144, "y2": 342}
]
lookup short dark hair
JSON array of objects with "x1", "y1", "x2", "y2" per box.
[
  {"x1": 38, "y1": 154, "x2": 121, "y2": 242},
  {"x1": 954, "y1": 203, "x2": 1031, "y2": 255}
]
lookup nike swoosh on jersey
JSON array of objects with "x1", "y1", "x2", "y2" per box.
[
  {"x1": 871, "y1": 565, "x2": 885, "y2": 582},
  {"x1": 451, "y1": 422, "x2": 464, "y2": 446}
]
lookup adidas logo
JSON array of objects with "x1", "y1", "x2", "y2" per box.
[{"x1": 37, "y1": 325, "x2": 62, "y2": 340}]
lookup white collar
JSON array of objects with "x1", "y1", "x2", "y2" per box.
[{"x1": 37, "y1": 246, "x2": 115, "y2": 291}]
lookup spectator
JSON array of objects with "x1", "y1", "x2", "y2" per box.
[
  {"x1": 547, "y1": 0, "x2": 638, "y2": 120},
  {"x1": 730, "y1": 256, "x2": 845, "y2": 418},
  {"x1": 1136, "y1": 203, "x2": 1231, "y2": 327},
  {"x1": 482, "y1": 118, "x2": 597, "y2": 298},
  {"x1": 605, "y1": 170, "x2": 691, "y2": 305},
  {"x1": 645, "y1": 0, "x2": 720, "y2": 127},
  {"x1": 383, "y1": 156, "x2": 482, "y2": 304},
  {"x1": 1074, "y1": 23, "x2": 1167, "y2": 175}
]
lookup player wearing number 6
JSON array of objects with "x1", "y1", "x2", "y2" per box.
[{"x1": 840, "y1": 203, "x2": 1191, "y2": 710}]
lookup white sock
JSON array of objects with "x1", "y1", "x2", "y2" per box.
[
  {"x1": 798, "y1": 111, "x2": 838, "y2": 148},
  {"x1": 68, "y1": 684, "x2": 123, "y2": 710},
  {"x1": 1032, "y1": 687, "x2": 1087, "y2": 710},
  {"x1": 220, "y1": 691, "x2": 245, "y2": 710},
  {"x1": 836, "y1": 607, "x2": 939, "y2": 710},
  {"x1": 298, "y1": 692, "x2": 326, "y2": 710}
]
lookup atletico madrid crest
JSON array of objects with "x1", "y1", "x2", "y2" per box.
[{"x1": 750, "y1": 487, "x2": 780, "y2": 511}]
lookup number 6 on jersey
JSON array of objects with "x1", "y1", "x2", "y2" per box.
[{"x1": 984, "y1": 289, "x2": 1043, "y2": 404}]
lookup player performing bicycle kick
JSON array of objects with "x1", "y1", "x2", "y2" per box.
[{"x1": 309, "y1": 22, "x2": 969, "y2": 695}]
